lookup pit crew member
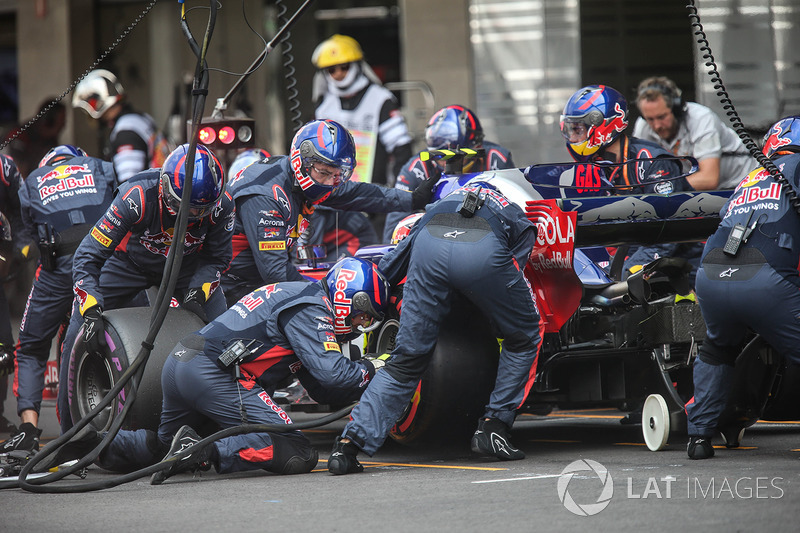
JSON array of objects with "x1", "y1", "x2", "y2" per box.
[{"x1": 328, "y1": 182, "x2": 542, "y2": 474}]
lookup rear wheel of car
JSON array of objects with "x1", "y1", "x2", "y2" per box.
[{"x1": 387, "y1": 299, "x2": 500, "y2": 446}]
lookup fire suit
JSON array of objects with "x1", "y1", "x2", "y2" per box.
[
  {"x1": 98, "y1": 281, "x2": 380, "y2": 474},
  {"x1": 339, "y1": 185, "x2": 543, "y2": 455},
  {"x1": 383, "y1": 140, "x2": 515, "y2": 242},
  {"x1": 222, "y1": 155, "x2": 414, "y2": 305},
  {"x1": 687, "y1": 154, "x2": 800, "y2": 437},
  {"x1": 57, "y1": 171, "x2": 235, "y2": 432},
  {"x1": 15, "y1": 156, "x2": 117, "y2": 420}
]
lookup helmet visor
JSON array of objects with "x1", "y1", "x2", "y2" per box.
[{"x1": 560, "y1": 117, "x2": 591, "y2": 144}]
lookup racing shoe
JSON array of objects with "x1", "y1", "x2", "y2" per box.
[
  {"x1": 150, "y1": 425, "x2": 213, "y2": 485},
  {"x1": 327, "y1": 437, "x2": 364, "y2": 475},
  {"x1": 471, "y1": 417, "x2": 525, "y2": 461},
  {"x1": 1, "y1": 422, "x2": 42, "y2": 454},
  {"x1": 687, "y1": 436, "x2": 715, "y2": 460}
]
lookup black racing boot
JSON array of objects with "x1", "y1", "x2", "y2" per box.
[
  {"x1": 150, "y1": 425, "x2": 213, "y2": 485},
  {"x1": 328, "y1": 437, "x2": 364, "y2": 475},
  {"x1": 687, "y1": 436, "x2": 715, "y2": 460},
  {"x1": 471, "y1": 417, "x2": 525, "y2": 461},
  {"x1": 1, "y1": 422, "x2": 42, "y2": 454}
]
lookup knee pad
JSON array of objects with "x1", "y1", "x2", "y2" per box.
[{"x1": 268, "y1": 432, "x2": 318, "y2": 475}]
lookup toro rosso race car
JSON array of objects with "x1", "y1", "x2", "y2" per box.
[{"x1": 66, "y1": 160, "x2": 800, "y2": 452}]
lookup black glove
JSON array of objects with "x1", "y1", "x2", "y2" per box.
[
  {"x1": 82, "y1": 305, "x2": 107, "y2": 355},
  {"x1": 182, "y1": 287, "x2": 209, "y2": 323},
  {"x1": 411, "y1": 160, "x2": 442, "y2": 210},
  {"x1": 0, "y1": 343, "x2": 14, "y2": 377}
]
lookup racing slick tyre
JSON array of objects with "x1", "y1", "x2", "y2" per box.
[
  {"x1": 387, "y1": 297, "x2": 500, "y2": 446},
  {"x1": 67, "y1": 307, "x2": 205, "y2": 432}
]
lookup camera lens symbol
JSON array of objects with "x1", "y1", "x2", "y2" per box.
[{"x1": 557, "y1": 459, "x2": 614, "y2": 516}]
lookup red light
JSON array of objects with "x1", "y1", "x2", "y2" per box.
[
  {"x1": 198, "y1": 126, "x2": 216, "y2": 144},
  {"x1": 218, "y1": 126, "x2": 235, "y2": 144}
]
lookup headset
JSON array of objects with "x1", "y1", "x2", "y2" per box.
[{"x1": 637, "y1": 77, "x2": 685, "y2": 120}]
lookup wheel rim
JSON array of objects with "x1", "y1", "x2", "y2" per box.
[
  {"x1": 74, "y1": 352, "x2": 115, "y2": 431},
  {"x1": 642, "y1": 394, "x2": 670, "y2": 451}
]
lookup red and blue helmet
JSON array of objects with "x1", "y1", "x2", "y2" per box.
[
  {"x1": 39, "y1": 145, "x2": 88, "y2": 168},
  {"x1": 290, "y1": 119, "x2": 356, "y2": 204},
  {"x1": 160, "y1": 144, "x2": 225, "y2": 220},
  {"x1": 228, "y1": 148, "x2": 271, "y2": 182},
  {"x1": 560, "y1": 85, "x2": 628, "y2": 162},
  {"x1": 762, "y1": 116, "x2": 800, "y2": 158},
  {"x1": 425, "y1": 105, "x2": 485, "y2": 151},
  {"x1": 324, "y1": 257, "x2": 390, "y2": 338}
]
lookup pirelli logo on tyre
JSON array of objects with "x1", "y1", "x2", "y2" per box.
[
  {"x1": 91, "y1": 227, "x2": 112, "y2": 247},
  {"x1": 259, "y1": 240, "x2": 286, "y2": 251},
  {"x1": 323, "y1": 342, "x2": 341, "y2": 352}
]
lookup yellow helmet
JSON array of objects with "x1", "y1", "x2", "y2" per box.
[{"x1": 312, "y1": 34, "x2": 364, "y2": 69}]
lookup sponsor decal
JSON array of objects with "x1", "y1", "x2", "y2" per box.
[
  {"x1": 262, "y1": 284, "x2": 281, "y2": 299},
  {"x1": 259, "y1": 240, "x2": 286, "y2": 251},
  {"x1": 240, "y1": 293, "x2": 264, "y2": 311},
  {"x1": 39, "y1": 173, "x2": 96, "y2": 201},
  {"x1": 332, "y1": 268, "x2": 357, "y2": 334},
  {"x1": 726, "y1": 182, "x2": 781, "y2": 214},
  {"x1": 257, "y1": 391, "x2": 292, "y2": 423},
  {"x1": 91, "y1": 227, "x2": 112, "y2": 247},
  {"x1": 289, "y1": 360, "x2": 303, "y2": 373},
  {"x1": 324, "y1": 341, "x2": 341, "y2": 352},
  {"x1": 36, "y1": 164, "x2": 90, "y2": 185}
]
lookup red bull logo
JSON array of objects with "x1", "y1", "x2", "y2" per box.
[
  {"x1": 591, "y1": 103, "x2": 627, "y2": 148},
  {"x1": 764, "y1": 124, "x2": 792, "y2": 155},
  {"x1": 39, "y1": 174, "x2": 95, "y2": 200},
  {"x1": 290, "y1": 148, "x2": 313, "y2": 190},
  {"x1": 332, "y1": 267, "x2": 357, "y2": 334},
  {"x1": 37, "y1": 164, "x2": 90, "y2": 185},
  {"x1": 726, "y1": 181, "x2": 781, "y2": 214},
  {"x1": 738, "y1": 168, "x2": 770, "y2": 189}
]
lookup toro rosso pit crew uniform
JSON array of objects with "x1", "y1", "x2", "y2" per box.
[
  {"x1": 687, "y1": 154, "x2": 800, "y2": 438},
  {"x1": 57, "y1": 171, "x2": 235, "y2": 433},
  {"x1": 98, "y1": 280, "x2": 380, "y2": 474},
  {"x1": 15, "y1": 156, "x2": 117, "y2": 421},
  {"x1": 383, "y1": 140, "x2": 515, "y2": 242},
  {"x1": 339, "y1": 185, "x2": 543, "y2": 455},
  {"x1": 222, "y1": 155, "x2": 414, "y2": 304}
]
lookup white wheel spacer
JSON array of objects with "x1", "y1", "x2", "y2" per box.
[{"x1": 642, "y1": 394, "x2": 670, "y2": 451}]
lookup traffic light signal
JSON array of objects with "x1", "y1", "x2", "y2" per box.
[{"x1": 191, "y1": 117, "x2": 256, "y2": 150}]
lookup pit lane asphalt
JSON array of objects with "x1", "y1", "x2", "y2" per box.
[{"x1": 2, "y1": 407, "x2": 799, "y2": 533}]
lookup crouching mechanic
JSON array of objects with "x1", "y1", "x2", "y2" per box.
[
  {"x1": 84, "y1": 257, "x2": 390, "y2": 484},
  {"x1": 222, "y1": 119, "x2": 437, "y2": 305},
  {"x1": 57, "y1": 144, "x2": 234, "y2": 434},
  {"x1": 686, "y1": 116, "x2": 800, "y2": 459},
  {"x1": 328, "y1": 182, "x2": 543, "y2": 474}
]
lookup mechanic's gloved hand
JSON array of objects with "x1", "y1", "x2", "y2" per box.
[
  {"x1": 364, "y1": 353, "x2": 391, "y2": 372},
  {"x1": 182, "y1": 287, "x2": 209, "y2": 323},
  {"x1": 411, "y1": 159, "x2": 442, "y2": 210},
  {"x1": 0, "y1": 343, "x2": 14, "y2": 376},
  {"x1": 82, "y1": 305, "x2": 107, "y2": 355}
]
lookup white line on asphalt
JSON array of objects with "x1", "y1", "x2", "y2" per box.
[{"x1": 471, "y1": 474, "x2": 562, "y2": 484}]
